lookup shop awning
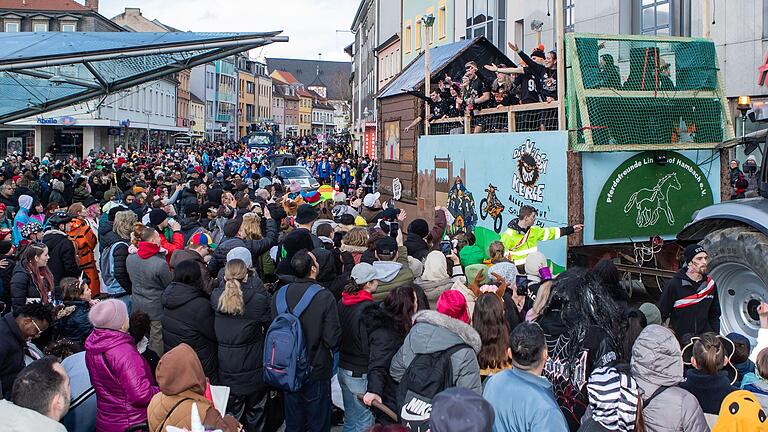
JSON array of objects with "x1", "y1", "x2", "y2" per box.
[{"x1": 0, "y1": 31, "x2": 288, "y2": 123}]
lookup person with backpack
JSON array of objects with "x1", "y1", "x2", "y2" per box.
[
  {"x1": 126, "y1": 226, "x2": 173, "y2": 356},
  {"x1": 338, "y1": 262, "x2": 388, "y2": 431},
  {"x1": 100, "y1": 210, "x2": 135, "y2": 311},
  {"x1": 389, "y1": 290, "x2": 482, "y2": 431},
  {"x1": 212, "y1": 255, "x2": 273, "y2": 431},
  {"x1": 631, "y1": 325, "x2": 709, "y2": 432},
  {"x1": 266, "y1": 250, "x2": 341, "y2": 432},
  {"x1": 41, "y1": 211, "x2": 79, "y2": 288}
]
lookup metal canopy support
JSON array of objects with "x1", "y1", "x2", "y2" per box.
[
  {"x1": 82, "y1": 61, "x2": 109, "y2": 90},
  {"x1": 9, "y1": 69, "x2": 101, "y2": 90}
]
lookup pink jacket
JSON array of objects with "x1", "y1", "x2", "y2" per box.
[{"x1": 85, "y1": 328, "x2": 159, "y2": 432}]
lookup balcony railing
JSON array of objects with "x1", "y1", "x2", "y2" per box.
[{"x1": 427, "y1": 102, "x2": 559, "y2": 136}]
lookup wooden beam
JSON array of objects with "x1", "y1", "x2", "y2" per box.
[{"x1": 582, "y1": 88, "x2": 720, "y2": 99}]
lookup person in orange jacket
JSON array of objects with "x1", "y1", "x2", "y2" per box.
[
  {"x1": 68, "y1": 202, "x2": 100, "y2": 295},
  {"x1": 147, "y1": 208, "x2": 184, "y2": 264}
]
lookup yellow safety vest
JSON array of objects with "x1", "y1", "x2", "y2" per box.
[{"x1": 500, "y1": 225, "x2": 561, "y2": 266}]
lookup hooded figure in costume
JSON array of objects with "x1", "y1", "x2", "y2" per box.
[
  {"x1": 712, "y1": 390, "x2": 768, "y2": 432},
  {"x1": 537, "y1": 268, "x2": 621, "y2": 431}
]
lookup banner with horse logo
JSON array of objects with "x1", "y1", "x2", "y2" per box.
[{"x1": 590, "y1": 151, "x2": 718, "y2": 241}]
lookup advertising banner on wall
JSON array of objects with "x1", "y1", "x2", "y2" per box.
[
  {"x1": 418, "y1": 131, "x2": 569, "y2": 268},
  {"x1": 582, "y1": 150, "x2": 721, "y2": 244}
]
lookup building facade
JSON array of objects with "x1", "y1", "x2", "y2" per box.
[
  {"x1": 0, "y1": 0, "x2": 187, "y2": 158},
  {"x1": 402, "y1": 0, "x2": 455, "y2": 65},
  {"x1": 0, "y1": 0, "x2": 124, "y2": 33},
  {"x1": 272, "y1": 86, "x2": 285, "y2": 136},
  {"x1": 254, "y1": 61, "x2": 272, "y2": 124},
  {"x1": 350, "y1": 0, "x2": 377, "y2": 154},
  {"x1": 189, "y1": 93, "x2": 205, "y2": 139},
  {"x1": 237, "y1": 55, "x2": 258, "y2": 138}
]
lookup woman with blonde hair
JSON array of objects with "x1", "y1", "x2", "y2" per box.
[
  {"x1": 341, "y1": 227, "x2": 368, "y2": 264},
  {"x1": 211, "y1": 258, "x2": 272, "y2": 430}
]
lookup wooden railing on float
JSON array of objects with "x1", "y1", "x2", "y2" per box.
[{"x1": 425, "y1": 101, "x2": 560, "y2": 136}]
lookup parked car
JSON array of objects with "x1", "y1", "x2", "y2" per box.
[{"x1": 275, "y1": 165, "x2": 320, "y2": 190}]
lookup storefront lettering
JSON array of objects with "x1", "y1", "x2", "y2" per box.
[{"x1": 36, "y1": 118, "x2": 58, "y2": 125}]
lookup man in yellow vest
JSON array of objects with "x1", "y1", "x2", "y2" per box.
[{"x1": 500, "y1": 205, "x2": 583, "y2": 266}]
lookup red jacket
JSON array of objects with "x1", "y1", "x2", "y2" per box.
[{"x1": 160, "y1": 232, "x2": 184, "y2": 264}]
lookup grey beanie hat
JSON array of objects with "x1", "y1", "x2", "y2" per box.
[{"x1": 226, "y1": 246, "x2": 252, "y2": 268}]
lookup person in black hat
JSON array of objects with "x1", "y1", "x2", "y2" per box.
[
  {"x1": 658, "y1": 244, "x2": 721, "y2": 341},
  {"x1": 42, "y1": 211, "x2": 79, "y2": 287},
  {"x1": 679, "y1": 332, "x2": 738, "y2": 414},
  {"x1": 295, "y1": 204, "x2": 324, "y2": 250}
]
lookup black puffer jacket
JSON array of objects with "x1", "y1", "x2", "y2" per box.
[
  {"x1": 161, "y1": 281, "x2": 218, "y2": 382},
  {"x1": 42, "y1": 229, "x2": 79, "y2": 287},
  {"x1": 363, "y1": 303, "x2": 406, "y2": 417},
  {"x1": 10, "y1": 261, "x2": 49, "y2": 311},
  {"x1": 0, "y1": 313, "x2": 26, "y2": 398},
  {"x1": 210, "y1": 276, "x2": 272, "y2": 395},
  {"x1": 338, "y1": 298, "x2": 375, "y2": 373},
  {"x1": 207, "y1": 218, "x2": 279, "y2": 277},
  {"x1": 100, "y1": 230, "x2": 132, "y2": 294}
]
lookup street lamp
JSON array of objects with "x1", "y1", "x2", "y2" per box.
[
  {"x1": 142, "y1": 109, "x2": 152, "y2": 154},
  {"x1": 420, "y1": 13, "x2": 435, "y2": 135},
  {"x1": 737, "y1": 95, "x2": 752, "y2": 144}
]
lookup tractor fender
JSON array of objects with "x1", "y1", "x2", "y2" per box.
[{"x1": 678, "y1": 198, "x2": 768, "y2": 242}]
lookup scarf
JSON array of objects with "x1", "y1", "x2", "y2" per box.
[
  {"x1": 341, "y1": 290, "x2": 373, "y2": 306},
  {"x1": 137, "y1": 241, "x2": 161, "y2": 259}
]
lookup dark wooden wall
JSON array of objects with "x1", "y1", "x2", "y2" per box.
[{"x1": 377, "y1": 94, "x2": 420, "y2": 203}]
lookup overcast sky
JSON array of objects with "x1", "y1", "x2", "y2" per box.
[{"x1": 100, "y1": 0, "x2": 359, "y2": 62}]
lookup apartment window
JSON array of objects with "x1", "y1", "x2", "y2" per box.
[
  {"x1": 4, "y1": 21, "x2": 19, "y2": 32},
  {"x1": 33, "y1": 22, "x2": 48, "y2": 32},
  {"x1": 564, "y1": 0, "x2": 575, "y2": 33},
  {"x1": 466, "y1": 0, "x2": 506, "y2": 51},
  {"x1": 438, "y1": 3, "x2": 447, "y2": 39},
  {"x1": 415, "y1": 20, "x2": 422, "y2": 50},
  {"x1": 640, "y1": 0, "x2": 670, "y2": 35},
  {"x1": 61, "y1": 23, "x2": 76, "y2": 32}
]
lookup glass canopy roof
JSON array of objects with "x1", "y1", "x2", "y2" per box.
[{"x1": 0, "y1": 31, "x2": 287, "y2": 123}]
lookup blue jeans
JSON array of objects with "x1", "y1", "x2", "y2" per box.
[
  {"x1": 337, "y1": 368, "x2": 373, "y2": 432},
  {"x1": 284, "y1": 378, "x2": 331, "y2": 432}
]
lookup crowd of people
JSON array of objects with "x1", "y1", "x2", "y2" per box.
[
  {"x1": 405, "y1": 41, "x2": 559, "y2": 133},
  {"x1": 0, "y1": 136, "x2": 766, "y2": 432}
]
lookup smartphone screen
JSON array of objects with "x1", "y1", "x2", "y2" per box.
[{"x1": 440, "y1": 240, "x2": 452, "y2": 255}]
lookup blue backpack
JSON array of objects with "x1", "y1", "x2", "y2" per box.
[{"x1": 263, "y1": 283, "x2": 323, "y2": 391}]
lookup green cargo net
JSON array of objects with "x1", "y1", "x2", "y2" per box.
[{"x1": 565, "y1": 33, "x2": 734, "y2": 151}]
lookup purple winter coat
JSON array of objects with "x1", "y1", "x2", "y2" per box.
[{"x1": 85, "y1": 328, "x2": 159, "y2": 432}]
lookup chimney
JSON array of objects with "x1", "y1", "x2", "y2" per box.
[{"x1": 84, "y1": 0, "x2": 99, "y2": 12}]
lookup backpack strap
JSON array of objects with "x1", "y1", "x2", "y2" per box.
[
  {"x1": 155, "y1": 397, "x2": 194, "y2": 432},
  {"x1": 276, "y1": 284, "x2": 290, "y2": 314},
  {"x1": 644, "y1": 385, "x2": 671, "y2": 407},
  {"x1": 292, "y1": 284, "x2": 323, "y2": 317}
]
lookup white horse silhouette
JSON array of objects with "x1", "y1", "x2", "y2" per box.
[{"x1": 623, "y1": 173, "x2": 682, "y2": 228}]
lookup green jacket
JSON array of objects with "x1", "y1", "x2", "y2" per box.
[{"x1": 372, "y1": 245, "x2": 414, "y2": 301}]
